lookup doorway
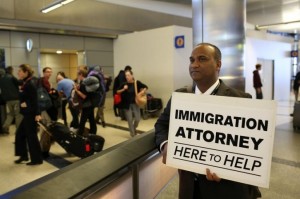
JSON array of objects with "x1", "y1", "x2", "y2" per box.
[{"x1": 39, "y1": 49, "x2": 84, "y2": 88}]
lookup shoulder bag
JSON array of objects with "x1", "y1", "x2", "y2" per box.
[{"x1": 134, "y1": 80, "x2": 147, "y2": 108}]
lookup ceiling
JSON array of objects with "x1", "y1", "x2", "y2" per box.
[{"x1": 1, "y1": 0, "x2": 300, "y2": 39}]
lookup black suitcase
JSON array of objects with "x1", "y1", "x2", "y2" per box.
[
  {"x1": 39, "y1": 122, "x2": 105, "y2": 158},
  {"x1": 293, "y1": 102, "x2": 300, "y2": 130},
  {"x1": 147, "y1": 98, "x2": 162, "y2": 113}
]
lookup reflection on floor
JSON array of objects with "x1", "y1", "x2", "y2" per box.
[{"x1": 1, "y1": 99, "x2": 300, "y2": 199}]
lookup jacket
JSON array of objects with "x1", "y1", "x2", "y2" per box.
[
  {"x1": 0, "y1": 73, "x2": 20, "y2": 101},
  {"x1": 19, "y1": 76, "x2": 40, "y2": 116},
  {"x1": 253, "y1": 70, "x2": 262, "y2": 88}
]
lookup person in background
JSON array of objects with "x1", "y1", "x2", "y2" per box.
[
  {"x1": 293, "y1": 71, "x2": 300, "y2": 102},
  {"x1": 15, "y1": 64, "x2": 42, "y2": 165},
  {"x1": 39, "y1": 67, "x2": 56, "y2": 159},
  {"x1": 0, "y1": 68, "x2": 6, "y2": 135},
  {"x1": 56, "y1": 72, "x2": 79, "y2": 131},
  {"x1": 75, "y1": 67, "x2": 97, "y2": 135},
  {"x1": 94, "y1": 66, "x2": 108, "y2": 128},
  {"x1": 117, "y1": 70, "x2": 147, "y2": 137},
  {"x1": 56, "y1": 71, "x2": 68, "y2": 126},
  {"x1": 40, "y1": 67, "x2": 59, "y2": 121},
  {"x1": 0, "y1": 66, "x2": 23, "y2": 135},
  {"x1": 253, "y1": 63, "x2": 263, "y2": 99},
  {"x1": 155, "y1": 43, "x2": 261, "y2": 198},
  {"x1": 112, "y1": 65, "x2": 132, "y2": 119}
]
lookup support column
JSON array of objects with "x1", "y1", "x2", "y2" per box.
[{"x1": 192, "y1": 0, "x2": 246, "y2": 91}]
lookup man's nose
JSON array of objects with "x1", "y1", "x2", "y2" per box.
[{"x1": 190, "y1": 61, "x2": 200, "y2": 68}]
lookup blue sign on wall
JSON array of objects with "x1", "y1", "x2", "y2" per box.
[
  {"x1": 175, "y1": 35, "x2": 185, "y2": 48},
  {"x1": 291, "y1": 50, "x2": 298, "y2": 57}
]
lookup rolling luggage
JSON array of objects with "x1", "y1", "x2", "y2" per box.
[
  {"x1": 293, "y1": 101, "x2": 300, "y2": 130},
  {"x1": 39, "y1": 122, "x2": 105, "y2": 158},
  {"x1": 142, "y1": 97, "x2": 163, "y2": 119}
]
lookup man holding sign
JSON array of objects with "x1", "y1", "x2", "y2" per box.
[{"x1": 155, "y1": 43, "x2": 262, "y2": 199}]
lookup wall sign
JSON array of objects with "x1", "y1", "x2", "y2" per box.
[
  {"x1": 291, "y1": 50, "x2": 298, "y2": 57},
  {"x1": 175, "y1": 35, "x2": 185, "y2": 48}
]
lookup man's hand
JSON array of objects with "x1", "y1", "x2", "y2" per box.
[
  {"x1": 206, "y1": 168, "x2": 221, "y2": 182},
  {"x1": 162, "y1": 143, "x2": 168, "y2": 164},
  {"x1": 35, "y1": 115, "x2": 42, "y2": 122}
]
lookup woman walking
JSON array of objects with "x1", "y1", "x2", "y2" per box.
[{"x1": 117, "y1": 70, "x2": 148, "y2": 137}]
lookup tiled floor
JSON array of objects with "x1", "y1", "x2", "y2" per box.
[{"x1": 1, "y1": 98, "x2": 300, "y2": 199}]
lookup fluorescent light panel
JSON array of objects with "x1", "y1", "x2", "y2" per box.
[
  {"x1": 256, "y1": 20, "x2": 300, "y2": 30},
  {"x1": 41, "y1": 0, "x2": 75, "y2": 13}
]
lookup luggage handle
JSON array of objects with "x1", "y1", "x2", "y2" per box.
[{"x1": 37, "y1": 121, "x2": 52, "y2": 136}]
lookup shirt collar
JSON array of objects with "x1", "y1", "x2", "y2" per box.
[{"x1": 195, "y1": 79, "x2": 220, "y2": 95}]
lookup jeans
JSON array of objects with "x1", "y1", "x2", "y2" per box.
[{"x1": 125, "y1": 103, "x2": 141, "y2": 137}]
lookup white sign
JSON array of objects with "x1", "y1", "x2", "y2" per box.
[{"x1": 166, "y1": 92, "x2": 277, "y2": 188}]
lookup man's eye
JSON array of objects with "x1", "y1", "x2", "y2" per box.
[
  {"x1": 199, "y1": 57, "x2": 208, "y2": 62},
  {"x1": 189, "y1": 58, "x2": 194, "y2": 63}
]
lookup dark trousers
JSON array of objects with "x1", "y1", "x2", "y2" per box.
[
  {"x1": 15, "y1": 114, "x2": 42, "y2": 163},
  {"x1": 79, "y1": 106, "x2": 96, "y2": 135},
  {"x1": 61, "y1": 99, "x2": 68, "y2": 125},
  {"x1": 69, "y1": 102, "x2": 79, "y2": 129}
]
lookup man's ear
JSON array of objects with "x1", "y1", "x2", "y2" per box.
[{"x1": 216, "y1": 60, "x2": 221, "y2": 72}]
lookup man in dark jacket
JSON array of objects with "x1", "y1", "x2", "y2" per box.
[
  {"x1": 253, "y1": 64, "x2": 263, "y2": 99},
  {"x1": 155, "y1": 43, "x2": 261, "y2": 199},
  {"x1": 0, "y1": 66, "x2": 23, "y2": 134},
  {"x1": 293, "y1": 71, "x2": 300, "y2": 101},
  {"x1": 0, "y1": 68, "x2": 6, "y2": 134}
]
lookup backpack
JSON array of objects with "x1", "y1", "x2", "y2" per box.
[
  {"x1": 35, "y1": 77, "x2": 52, "y2": 111},
  {"x1": 84, "y1": 69, "x2": 106, "y2": 107}
]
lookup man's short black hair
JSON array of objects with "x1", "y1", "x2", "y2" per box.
[
  {"x1": 5, "y1": 66, "x2": 13, "y2": 74},
  {"x1": 124, "y1": 65, "x2": 132, "y2": 71},
  {"x1": 196, "y1": 43, "x2": 222, "y2": 61},
  {"x1": 43, "y1": 66, "x2": 52, "y2": 73},
  {"x1": 256, "y1": 64, "x2": 262, "y2": 69}
]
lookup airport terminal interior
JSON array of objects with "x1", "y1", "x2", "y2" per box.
[
  {"x1": 0, "y1": 97, "x2": 299, "y2": 198},
  {"x1": 1, "y1": 0, "x2": 300, "y2": 198}
]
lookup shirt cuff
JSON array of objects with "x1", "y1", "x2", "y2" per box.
[{"x1": 159, "y1": 140, "x2": 168, "y2": 152}]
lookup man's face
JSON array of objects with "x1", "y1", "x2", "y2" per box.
[
  {"x1": 189, "y1": 45, "x2": 221, "y2": 83},
  {"x1": 43, "y1": 69, "x2": 52, "y2": 79}
]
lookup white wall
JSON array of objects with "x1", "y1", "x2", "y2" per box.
[
  {"x1": 245, "y1": 38, "x2": 292, "y2": 101},
  {"x1": 113, "y1": 26, "x2": 192, "y2": 105}
]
